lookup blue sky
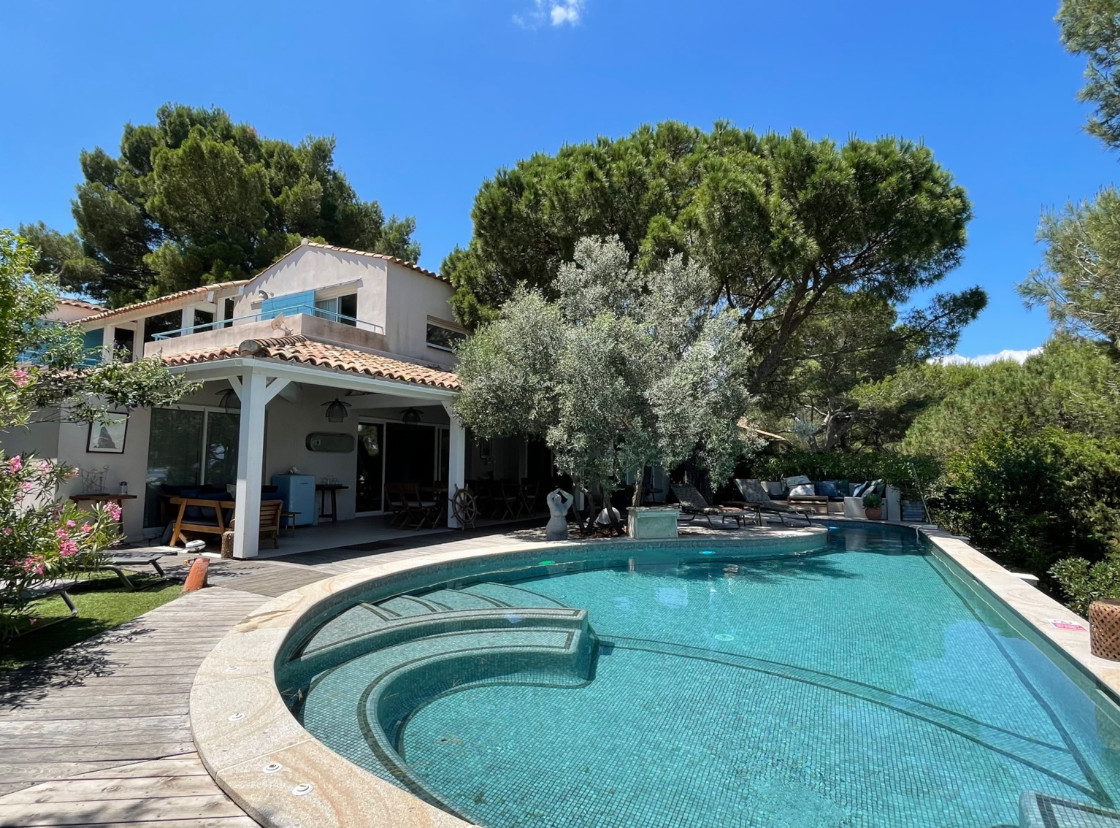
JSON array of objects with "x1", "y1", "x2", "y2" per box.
[{"x1": 0, "y1": 0, "x2": 1113, "y2": 359}]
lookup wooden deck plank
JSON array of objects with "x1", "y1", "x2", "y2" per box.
[
  {"x1": 0, "y1": 793, "x2": 244, "y2": 826},
  {"x1": 69, "y1": 756, "x2": 209, "y2": 780},
  {"x1": 0, "y1": 773, "x2": 229, "y2": 803}
]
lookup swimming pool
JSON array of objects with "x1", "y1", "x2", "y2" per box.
[{"x1": 277, "y1": 526, "x2": 1120, "y2": 827}]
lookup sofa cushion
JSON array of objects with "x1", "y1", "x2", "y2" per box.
[
  {"x1": 815, "y1": 481, "x2": 840, "y2": 498},
  {"x1": 785, "y1": 475, "x2": 811, "y2": 489}
]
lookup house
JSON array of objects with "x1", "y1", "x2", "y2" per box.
[{"x1": 3, "y1": 240, "x2": 536, "y2": 558}]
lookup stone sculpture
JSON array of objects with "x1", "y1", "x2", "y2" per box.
[{"x1": 545, "y1": 487, "x2": 573, "y2": 541}]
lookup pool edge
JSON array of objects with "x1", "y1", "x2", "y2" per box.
[{"x1": 190, "y1": 524, "x2": 1120, "y2": 828}]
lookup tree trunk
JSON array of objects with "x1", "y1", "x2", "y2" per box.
[{"x1": 632, "y1": 466, "x2": 645, "y2": 510}]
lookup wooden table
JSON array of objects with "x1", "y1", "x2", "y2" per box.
[
  {"x1": 69, "y1": 493, "x2": 138, "y2": 529},
  {"x1": 315, "y1": 484, "x2": 348, "y2": 522}
]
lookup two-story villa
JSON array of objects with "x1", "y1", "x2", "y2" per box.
[{"x1": 4, "y1": 240, "x2": 535, "y2": 557}]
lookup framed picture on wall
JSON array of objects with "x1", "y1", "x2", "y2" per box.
[{"x1": 87, "y1": 413, "x2": 128, "y2": 454}]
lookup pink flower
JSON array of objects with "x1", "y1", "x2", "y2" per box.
[
  {"x1": 7, "y1": 456, "x2": 22, "y2": 474},
  {"x1": 21, "y1": 555, "x2": 45, "y2": 575},
  {"x1": 10, "y1": 369, "x2": 30, "y2": 388},
  {"x1": 36, "y1": 460, "x2": 51, "y2": 473},
  {"x1": 80, "y1": 523, "x2": 91, "y2": 533},
  {"x1": 21, "y1": 482, "x2": 33, "y2": 492},
  {"x1": 102, "y1": 502, "x2": 122, "y2": 522},
  {"x1": 66, "y1": 520, "x2": 76, "y2": 528},
  {"x1": 2, "y1": 528, "x2": 11, "y2": 536},
  {"x1": 58, "y1": 538, "x2": 79, "y2": 557}
]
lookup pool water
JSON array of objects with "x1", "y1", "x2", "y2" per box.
[{"x1": 295, "y1": 528, "x2": 1120, "y2": 827}]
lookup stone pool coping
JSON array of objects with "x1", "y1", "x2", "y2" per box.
[{"x1": 190, "y1": 523, "x2": 1120, "y2": 827}]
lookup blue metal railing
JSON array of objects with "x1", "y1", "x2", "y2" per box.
[{"x1": 151, "y1": 305, "x2": 384, "y2": 340}]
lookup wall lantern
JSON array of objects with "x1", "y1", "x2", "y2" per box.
[
  {"x1": 323, "y1": 398, "x2": 352, "y2": 423},
  {"x1": 401, "y1": 407, "x2": 423, "y2": 425}
]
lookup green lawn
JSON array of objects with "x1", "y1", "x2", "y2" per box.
[{"x1": 0, "y1": 574, "x2": 182, "y2": 674}]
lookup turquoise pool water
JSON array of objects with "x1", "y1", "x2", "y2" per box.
[{"x1": 291, "y1": 527, "x2": 1120, "y2": 827}]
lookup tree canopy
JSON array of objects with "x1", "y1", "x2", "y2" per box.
[
  {"x1": 23, "y1": 104, "x2": 420, "y2": 306},
  {"x1": 454, "y1": 236, "x2": 754, "y2": 511},
  {"x1": 1020, "y1": 1, "x2": 1120, "y2": 344},
  {"x1": 443, "y1": 121, "x2": 984, "y2": 401}
]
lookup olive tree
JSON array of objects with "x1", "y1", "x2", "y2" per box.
[{"x1": 454, "y1": 236, "x2": 755, "y2": 523}]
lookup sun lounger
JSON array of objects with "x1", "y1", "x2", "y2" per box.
[
  {"x1": 731, "y1": 479, "x2": 814, "y2": 526},
  {"x1": 0, "y1": 578, "x2": 80, "y2": 635},
  {"x1": 103, "y1": 552, "x2": 167, "y2": 589},
  {"x1": 671, "y1": 483, "x2": 756, "y2": 528}
]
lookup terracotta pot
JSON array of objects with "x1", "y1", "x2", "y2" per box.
[{"x1": 864, "y1": 507, "x2": 883, "y2": 521}]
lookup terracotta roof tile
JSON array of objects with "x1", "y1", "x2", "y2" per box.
[
  {"x1": 57, "y1": 297, "x2": 103, "y2": 311},
  {"x1": 301, "y1": 241, "x2": 447, "y2": 283},
  {"x1": 77, "y1": 281, "x2": 250, "y2": 326},
  {"x1": 161, "y1": 335, "x2": 460, "y2": 391}
]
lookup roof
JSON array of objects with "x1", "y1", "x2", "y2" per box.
[
  {"x1": 57, "y1": 297, "x2": 103, "y2": 311},
  {"x1": 298, "y1": 240, "x2": 447, "y2": 283},
  {"x1": 76, "y1": 281, "x2": 249, "y2": 326},
  {"x1": 161, "y1": 334, "x2": 460, "y2": 391}
]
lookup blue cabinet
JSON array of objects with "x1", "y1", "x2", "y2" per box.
[{"x1": 272, "y1": 474, "x2": 316, "y2": 526}]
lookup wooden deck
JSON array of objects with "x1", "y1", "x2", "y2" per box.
[{"x1": 0, "y1": 586, "x2": 268, "y2": 826}]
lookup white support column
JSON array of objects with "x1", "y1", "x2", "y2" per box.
[
  {"x1": 443, "y1": 401, "x2": 466, "y2": 529},
  {"x1": 230, "y1": 371, "x2": 291, "y2": 559},
  {"x1": 100, "y1": 327, "x2": 114, "y2": 363},
  {"x1": 180, "y1": 307, "x2": 193, "y2": 335},
  {"x1": 232, "y1": 371, "x2": 267, "y2": 559}
]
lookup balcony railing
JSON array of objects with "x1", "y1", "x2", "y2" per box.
[{"x1": 150, "y1": 305, "x2": 384, "y2": 340}]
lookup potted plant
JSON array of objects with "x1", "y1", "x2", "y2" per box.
[{"x1": 862, "y1": 491, "x2": 883, "y2": 520}]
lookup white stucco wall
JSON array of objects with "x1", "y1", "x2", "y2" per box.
[
  {"x1": 384, "y1": 264, "x2": 459, "y2": 369},
  {"x1": 263, "y1": 386, "x2": 360, "y2": 521},
  {"x1": 235, "y1": 246, "x2": 389, "y2": 335}
]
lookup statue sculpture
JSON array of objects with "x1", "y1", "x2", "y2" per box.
[{"x1": 545, "y1": 487, "x2": 573, "y2": 541}]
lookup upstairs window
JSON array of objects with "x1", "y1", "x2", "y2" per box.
[
  {"x1": 144, "y1": 311, "x2": 182, "y2": 342},
  {"x1": 314, "y1": 293, "x2": 358, "y2": 327},
  {"x1": 427, "y1": 321, "x2": 465, "y2": 352}
]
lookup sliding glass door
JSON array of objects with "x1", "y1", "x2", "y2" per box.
[{"x1": 145, "y1": 407, "x2": 240, "y2": 528}]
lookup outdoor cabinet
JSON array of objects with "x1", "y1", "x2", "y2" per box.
[{"x1": 273, "y1": 474, "x2": 316, "y2": 526}]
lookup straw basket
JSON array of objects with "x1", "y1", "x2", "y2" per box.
[{"x1": 1089, "y1": 599, "x2": 1120, "y2": 661}]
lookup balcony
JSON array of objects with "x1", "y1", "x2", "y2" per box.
[{"x1": 143, "y1": 307, "x2": 389, "y2": 359}]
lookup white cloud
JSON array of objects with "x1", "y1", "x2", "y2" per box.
[
  {"x1": 550, "y1": 0, "x2": 582, "y2": 25},
  {"x1": 931, "y1": 347, "x2": 1043, "y2": 367},
  {"x1": 515, "y1": 0, "x2": 583, "y2": 28}
]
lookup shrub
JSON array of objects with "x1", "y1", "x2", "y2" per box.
[
  {"x1": 862, "y1": 491, "x2": 883, "y2": 509},
  {"x1": 1050, "y1": 557, "x2": 1120, "y2": 618},
  {"x1": 936, "y1": 427, "x2": 1120, "y2": 579}
]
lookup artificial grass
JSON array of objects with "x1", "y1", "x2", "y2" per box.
[{"x1": 0, "y1": 573, "x2": 182, "y2": 674}]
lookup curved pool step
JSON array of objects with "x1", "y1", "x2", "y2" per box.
[
  {"x1": 293, "y1": 583, "x2": 574, "y2": 669},
  {"x1": 295, "y1": 607, "x2": 595, "y2": 821},
  {"x1": 462, "y1": 582, "x2": 571, "y2": 609}
]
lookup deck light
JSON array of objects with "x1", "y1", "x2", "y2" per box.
[{"x1": 323, "y1": 398, "x2": 352, "y2": 423}]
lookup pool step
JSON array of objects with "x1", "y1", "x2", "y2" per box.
[
  {"x1": 295, "y1": 606, "x2": 595, "y2": 819},
  {"x1": 295, "y1": 582, "x2": 572, "y2": 662},
  {"x1": 1020, "y1": 791, "x2": 1120, "y2": 827}
]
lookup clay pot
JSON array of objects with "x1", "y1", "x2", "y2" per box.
[{"x1": 864, "y1": 507, "x2": 883, "y2": 521}]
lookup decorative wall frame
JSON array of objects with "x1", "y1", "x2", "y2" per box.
[{"x1": 87, "y1": 413, "x2": 128, "y2": 454}]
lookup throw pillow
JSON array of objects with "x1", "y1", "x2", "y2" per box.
[
  {"x1": 790, "y1": 483, "x2": 815, "y2": 497},
  {"x1": 815, "y1": 481, "x2": 840, "y2": 498},
  {"x1": 785, "y1": 475, "x2": 811, "y2": 489}
]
